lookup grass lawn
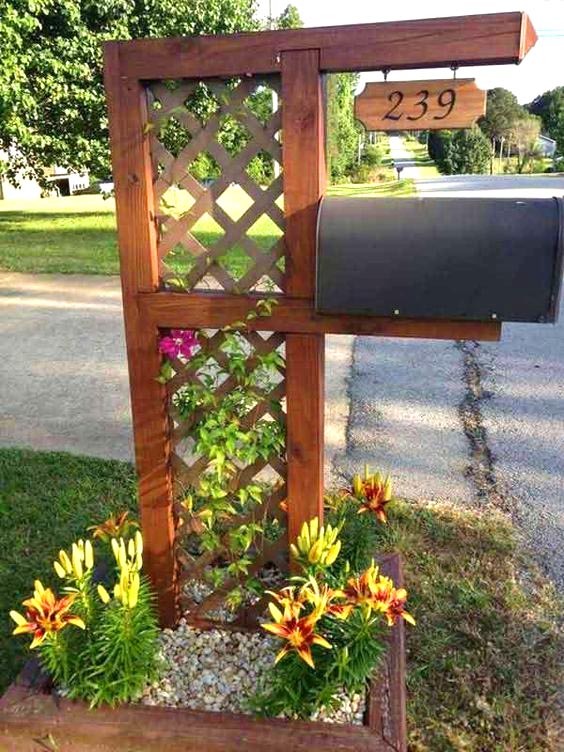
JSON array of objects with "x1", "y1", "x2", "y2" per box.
[
  {"x1": 0, "y1": 179, "x2": 414, "y2": 277},
  {"x1": 0, "y1": 447, "x2": 561, "y2": 749}
]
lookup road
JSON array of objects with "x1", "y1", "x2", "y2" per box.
[
  {"x1": 0, "y1": 272, "x2": 352, "y2": 484},
  {"x1": 388, "y1": 134, "x2": 420, "y2": 178}
]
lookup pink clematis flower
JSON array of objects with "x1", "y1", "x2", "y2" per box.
[{"x1": 159, "y1": 329, "x2": 198, "y2": 360}]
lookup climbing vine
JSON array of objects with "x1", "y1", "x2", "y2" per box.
[{"x1": 158, "y1": 298, "x2": 286, "y2": 612}]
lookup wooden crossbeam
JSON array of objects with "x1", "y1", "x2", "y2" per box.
[
  {"x1": 114, "y1": 12, "x2": 536, "y2": 80},
  {"x1": 138, "y1": 292, "x2": 502, "y2": 342}
]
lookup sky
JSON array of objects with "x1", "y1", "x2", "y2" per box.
[{"x1": 256, "y1": 0, "x2": 564, "y2": 103}]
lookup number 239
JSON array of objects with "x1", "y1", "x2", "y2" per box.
[{"x1": 384, "y1": 89, "x2": 456, "y2": 121}]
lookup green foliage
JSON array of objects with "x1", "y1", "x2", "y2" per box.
[
  {"x1": 360, "y1": 143, "x2": 382, "y2": 168},
  {"x1": 250, "y1": 489, "x2": 411, "y2": 720},
  {"x1": 479, "y1": 87, "x2": 523, "y2": 145},
  {"x1": 0, "y1": 0, "x2": 259, "y2": 185},
  {"x1": 510, "y1": 113, "x2": 542, "y2": 173},
  {"x1": 160, "y1": 300, "x2": 285, "y2": 609},
  {"x1": 270, "y1": 4, "x2": 302, "y2": 30},
  {"x1": 326, "y1": 495, "x2": 379, "y2": 574},
  {"x1": 72, "y1": 578, "x2": 160, "y2": 706},
  {"x1": 249, "y1": 610, "x2": 387, "y2": 719},
  {"x1": 326, "y1": 73, "x2": 361, "y2": 183},
  {"x1": 432, "y1": 128, "x2": 492, "y2": 175},
  {"x1": 527, "y1": 86, "x2": 564, "y2": 155}
]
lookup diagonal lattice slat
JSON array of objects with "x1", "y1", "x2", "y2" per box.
[{"x1": 147, "y1": 76, "x2": 284, "y2": 294}]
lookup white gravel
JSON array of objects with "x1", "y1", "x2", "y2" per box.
[{"x1": 141, "y1": 619, "x2": 366, "y2": 724}]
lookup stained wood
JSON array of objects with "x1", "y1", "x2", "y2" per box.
[
  {"x1": 113, "y1": 12, "x2": 537, "y2": 80},
  {"x1": 367, "y1": 554, "x2": 407, "y2": 751},
  {"x1": 138, "y1": 292, "x2": 502, "y2": 342},
  {"x1": 282, "y1": 50, "x2": 326, "y2": 547},
  {"x1": 355, "y1": 79, "x2": 486, "y2": 132},
  {"x1": 104, "y1": 44, "x2": 178, "y2": 627}
]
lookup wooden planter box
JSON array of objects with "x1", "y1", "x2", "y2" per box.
[{"x1": 0, "y1": 555, "x2": 406, "y2": 752}]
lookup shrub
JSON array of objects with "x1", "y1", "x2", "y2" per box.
[
  {"x1": 249, "y1": 471, "x2": 415, "y2": 719},
  {"x1": 10, "y1": 519, "x2": 160, "y2": 707}
]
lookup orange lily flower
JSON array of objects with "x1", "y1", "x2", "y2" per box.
[
  {"x1": 10, "y1": 581, "x2": 85, "y2": 649},
  {"x1": 267, "y1": 586, "x2": 306, "y2": 618},
  {"x1": 300, "y1": 578, "x2": 353, "y2": 621},
  {"x1": 343, "y1": 561, "x2": 386, "y2": 610},
  {"x1": 262, "y1": 603, "x2": 331, "y2": 668},
  {"x1": 384, "y1": 587, "x2": 416, "y2": 627},
  {"x1": 88, "y1": 511, "x2": 138, "y2": 541},
  {"x1": 352, "y1": 471, "x2": 393, "y2": 523}
]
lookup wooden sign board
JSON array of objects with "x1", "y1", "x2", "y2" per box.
[{"x1": 355, "y1": 79, "x2": 486, "y2": 131}]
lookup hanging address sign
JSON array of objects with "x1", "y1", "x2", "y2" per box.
[{"x1": 355, "y1": 78, "x2": 487, "y2": 131}]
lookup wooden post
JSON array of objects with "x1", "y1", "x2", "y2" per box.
[
  {"x1": 282, "y1": 49, "x2": 326, "y2": 545},
  {"x1": 104, "y1": 44, "x2": 178, "y2": 626}
]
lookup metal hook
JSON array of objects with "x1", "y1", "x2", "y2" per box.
[
  {"x1": 450, "y1": 63, "x2": 459, "y2": 80},
  {"x1": 382, "y1": 67, "x2": 390, "y2": 82}
]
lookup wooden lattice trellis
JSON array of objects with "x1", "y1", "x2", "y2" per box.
[
  {"x1": 102, "y1": 14, "x2": 528, "y2": 626},
  {"x1": 145, "y1": 75, "x2": 290, "y2": 623},
  {"x1": 147, "y1": 76, "x2": 284, "y2": 294},
  {"x1": 166, "y1": 328, "x2": 288, "y2": 624}
]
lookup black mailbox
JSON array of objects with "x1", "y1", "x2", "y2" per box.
[{"x1": 316, "y1": 196, "x2": 564, "y2": 323}]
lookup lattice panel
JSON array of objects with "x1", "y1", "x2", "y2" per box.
[
  {"x1": 146, "y1": 76, "x2": 284, "y2": 293},
  {"x1": 164, "y1": 328, "x2": 287, "y2": 624}
]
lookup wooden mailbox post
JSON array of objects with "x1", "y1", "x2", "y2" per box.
[{"x1": 104, "y1": 12, "x2": 537, "y2": 626}]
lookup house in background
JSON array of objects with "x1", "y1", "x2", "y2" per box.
[
  {"x1": 537, "y1": 134, "x2": 557, "y2": 157},
  {"x1": 0, "y1": 149, "x2": 89, "y2": 199}
]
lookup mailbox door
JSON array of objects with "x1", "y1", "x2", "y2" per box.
[{"x1": 316, "y1": 196, "x2": 564, "y2": 323}]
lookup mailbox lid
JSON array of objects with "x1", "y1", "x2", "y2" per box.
[{"x1": 316, "y1": 196, "x2": 564, "y2": 323}]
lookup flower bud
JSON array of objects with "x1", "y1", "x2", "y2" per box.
[
  {"x1": 71, "y1": 544, "x2": 83, "y2": 579},
  {"x1": 324, "y1": 540, "x2": 341, "y2": 566},
  {"x1": 53, "y1": 561, "x2": 66, "y2": 579},
  {"x1": 59, "y1": 550, "x2": 73, "y2": 574},
  {"x1": 97, "y1": 584, "x2": 111, "y2": 604},
  {"x1": 111, "y1": 538, "x2": 120, "y2": 562},
  {"x1": 128, "y1": 573, "x2": 140, "y2": 609},
  {"x1": 135, "y1": 530, "x2": 143, "y2": 556},
  {"x1": 84, "y1": 540, "x2": 94, "y2": 570}
]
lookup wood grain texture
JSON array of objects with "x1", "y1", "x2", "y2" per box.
[
  {"x1": 282, "y1": 50, "x2": 326, "y2": 546},
  {"x1": 0, "y1": 555, "x2": 407, "y2": 752},
  {"x1": 104, "y1": 44, "x2": 178, "y2": 627},
  {"x1": 113, "y1": 12, "x2": 537, "y2": 80},
  {"x1": 355, "y1": 79, "x2": 486, "y2": 132},
  {"x1": 138, "y1": 292, "x2": 503, "y2": 342},
  {"x1": 367, "y1": 555, "x2": 407, "y2": 751}
]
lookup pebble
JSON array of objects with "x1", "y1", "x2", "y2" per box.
[{"x1": 140, "y1": 618, "x2": 366, "y2": 725}]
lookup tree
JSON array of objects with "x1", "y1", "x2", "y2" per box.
[
  {"x1": 326, "y1": 74, "x2": 361, "y2": 183},
  {"x1": 440, "y1": 128, "x2": 492, "y2": 175},
  {"x1": 428, "y1": 130, "x2": 453, "y2": 168},
  {"x1": 479, "y1": 87, "x2": 524, "y2": 168},
  {"x1": 272, "y1": 4, "x2": 302, "y2": 29},
  {"x1": 527, "y1": 87, "x2": 564, "y2": 156},
  {"x1": 509, "y1": 114, "x2": 542, "y2": 173},
  {"x1": 0, "y1": 0, "x2": 259, "y2": 186}
]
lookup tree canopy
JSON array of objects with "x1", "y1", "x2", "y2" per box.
[
  {"x1": 0, "y1": 0, "x2": 259, "y2": 185},
  {"x1": 527, "y1": 87, "x2": 564, "y2": 156},
  {"x1": 479, "y1": 88, "x2": 524, "y2": 148}
]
